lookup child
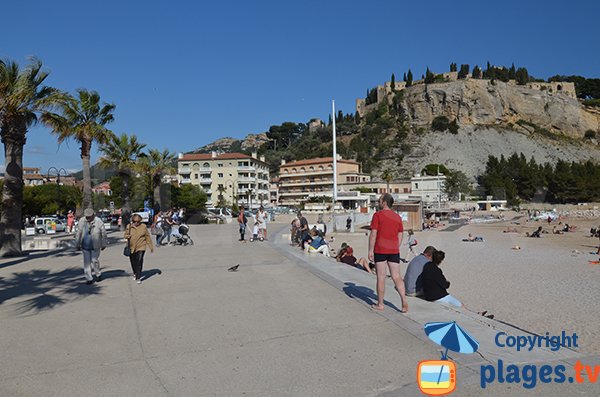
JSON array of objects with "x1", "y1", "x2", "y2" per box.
[
  {"x1": 407, "y1": 229, "x2": 418, "y2": 258},
  {"x1": 250, "y1": 221, "x2": 263, "y2": 242}
]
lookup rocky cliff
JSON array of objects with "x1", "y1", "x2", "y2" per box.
[
  {"x1": 192, "y1": 133, "x2": 269, "y2": 154},
  {"x1": 401, "y1": 79, "x2": 599, "y2": 138}
]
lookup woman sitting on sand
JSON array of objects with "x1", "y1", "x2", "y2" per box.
[{"x1": 422, "y1": 250, "x2": 462, "y2": 308}]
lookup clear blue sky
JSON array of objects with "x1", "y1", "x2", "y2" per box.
[{"x1": 2, "y1": 0, "x2": 599, "y2": 174}]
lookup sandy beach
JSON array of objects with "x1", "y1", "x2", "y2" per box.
[{"x1": 293, "y1": 212, "x2": 600, "y2": 355}]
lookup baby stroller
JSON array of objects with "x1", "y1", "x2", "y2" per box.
[
  {"x1": 249, "y1": 223, "x2": 264, "y2": 242},
  {"x1": 170, "y1": 224, "x2": 194, "y2": 246}
]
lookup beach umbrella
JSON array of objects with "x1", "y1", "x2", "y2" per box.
[
  {"x1": 424, "y1": 321, "x2": 479, "y2": 384},
  {"x1": 424, "y1": 321, "x2": 479, "y2": 358}
]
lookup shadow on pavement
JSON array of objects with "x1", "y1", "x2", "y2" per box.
[
  {"x1": 142, "y1": 268, "x2": 162, "y2": 281},
  {"x1": 343, "y1": 282, "x2": 401, "y2": 312},
  {"x1": 0, "y1": 267, "x2": 127, "y2": 315}
]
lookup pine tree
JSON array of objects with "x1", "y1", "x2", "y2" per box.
[
  {"x1": 391, "y1": 73, "x2": 396, "y2": 91},
  {"x1": 458, "y1": 64, "x2": 470, "y2": 79},
  {"x1": 515, "y1": 67, "x2": 529, "y2": 85},
  {"x1": 509, "y1": 63, "x2": 516, "y2": 80},
  {"x1": 337, "y1": 110, "x2": 343, "y2": 123},
  {"x1": 472, "y1": 65, "x2": 482, "y2": 79},
  {"x1": 450, "y1": 63, "x2": 457, "y2": 72},
  {"x1": 424, "y1": 67, "x2": 435, "y2": 84},
  {"x1": 407, "y1": 70, "x2": 413, "y2": 87},
  {"x1": 403, "y1": 72, "x2": 407, "y2": 82}
]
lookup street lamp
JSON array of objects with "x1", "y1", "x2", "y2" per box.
[{"x1": 47, "y1": 167, "x2": 68, "y2": 213}]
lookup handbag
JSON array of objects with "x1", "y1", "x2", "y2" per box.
[{"x1": 123, "y1": 245, "x2": 131, "y2": 256}]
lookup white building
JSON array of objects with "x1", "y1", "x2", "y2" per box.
[{"x1": 410, "y1": 173, "x2": 447, "y2": 205}]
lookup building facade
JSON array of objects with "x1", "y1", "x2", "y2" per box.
[
  {"x1": 23, "y1": 167, "x2": 44, "y2": 186},
  {"x1": 278, "y1": 157, "x2": 361, "y2": 207},
  {"x1": 410, "y1": 173, "x2": 447, "y2": 205},
  {"x1": 178, "y1": 152, "x2": 270, "y2": 209}
]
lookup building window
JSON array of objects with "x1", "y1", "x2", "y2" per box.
[
  {"x1": 194, "y1": 174, "x2": 199, "y2": 179},
  {"x1": 403, "y1": 188, "x2": 409, "y2": 193},
  {"x1": 415, "y1": 183, "x2": 419, "y2": 189},
  {"x1": 203, "y1": 162, "x2": 210, "y2": 168},
  {"x1": 218, "y1": 173, "x2": 223, "y2": 178},
  {"x1": 218, "y1": 163, "x2": 223, "y2": 167}
]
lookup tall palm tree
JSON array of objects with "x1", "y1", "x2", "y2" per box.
[
  {"x1": 147, "y1": 149, "x2": 177, "y2": 209},
  {"x1": 381, "y1": 169, "x2": 395, "y2": 193},
  {"x1": 41, "y1": 89, "x2": 115, "y2": 209},
  {"x1": 98, "y1": 133, "x2": 146, "y2": 213},
  {"x1": 0, "y1": 58, "x2": 67, "y2": 257}
]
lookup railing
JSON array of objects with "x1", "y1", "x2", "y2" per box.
[
  {"x1": 280, "y1": 169, "x2": 333, "y2": 178},
  {"x1": 238, "y1": 166, "x2": 256, "y2": 171},
  {"x1": 180, "y1": 178, "x2": 191, "y2": 183},
  {"x1": 199, "y1": 178, "x2": 212, "y2": 183},
  {"x1": 279, "y1": 180, "x2": 333, "y2": 187}
]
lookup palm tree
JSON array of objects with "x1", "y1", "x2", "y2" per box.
[
  {"x1": 98, "y1": 133, "x2": 146, "y2": 213},
  {"x1": 0, "y1": 58, "x2": 67, "y2": 257},
  {"x1": 139, "y1": 149, "x2": 176, "y2": 211},
  {"x1": 381, "y1": 169, "x2": 395, "y2": 193},
  {"x1": 41, "y1": 89, "x2": 115, "y2": 209}
]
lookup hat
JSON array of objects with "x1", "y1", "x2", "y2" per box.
[
  {"x1": 84, "y1": 208, "x2": 94, "y2": 217},
  {"x1": 346, "y1": 247, "x2": 353, "y2": 255},
  {"x1": 341, "y1": 242, "x2": 348, "y2": 248}
]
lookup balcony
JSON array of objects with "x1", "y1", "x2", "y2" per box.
[
  {"x1": 238, "y1": 166, "x2": 256, "y2": 171},
  {"x1": 180, "y1": 178, "x2": 191, "y2": 184},
  {"x1": 280, "y1": 169, "x2": 333, "y2": 178},
  {"x1": 237, "y1": 176, "x2": 254, "y2": 182},
  {"x1": 279, "y1": 179, "x2": 333, "y2": 187},
  {"x1": 199, "y1": 178, "x2": 212, "y2": 184},
  {"x1": 179, "y1": 167, "x2": 191, "y2": 174}
]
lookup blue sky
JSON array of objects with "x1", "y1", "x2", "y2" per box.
[{"x1": 2, "y1": 0, "x2": 599, "y2": 174}]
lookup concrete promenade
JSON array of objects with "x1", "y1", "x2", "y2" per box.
[{"x1": 0, "y1": 224, "x2": 597, "y2": 396}]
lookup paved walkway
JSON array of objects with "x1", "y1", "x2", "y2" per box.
[{"x1": 0, "y1": 224, "x2": 597, "y2": 396}]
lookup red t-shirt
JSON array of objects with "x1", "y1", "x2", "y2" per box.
[{"x1": 370, "y1": 209, "x2": 404, "y2": 254}]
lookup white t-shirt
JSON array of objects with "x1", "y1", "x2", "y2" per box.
[{"x1": 256, "y1": 211, "x2": 267, "y2": 229}]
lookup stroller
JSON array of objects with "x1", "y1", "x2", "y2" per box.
[{"x1": 170, "y1": 224, "x2": 194, "y2": 246}]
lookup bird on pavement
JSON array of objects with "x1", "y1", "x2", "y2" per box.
[{"x1": 228, "y1": 264, "x2": 240, "y2": 272}]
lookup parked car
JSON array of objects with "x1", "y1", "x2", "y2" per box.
[{"x1": 33, "y1": 217, "x2": 66, "y2": 234}]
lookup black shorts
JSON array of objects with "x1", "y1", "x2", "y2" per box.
[{"x1": 374, "y1": 253, "x2": 400, "y2": 264}]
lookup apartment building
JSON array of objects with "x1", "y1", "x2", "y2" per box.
[
  {"x1": 23, "y1": 167, "x2": 44, "y2": 186},
  {"x1": 177, "y1": 152, "x2": 270, "y2": 209},
  {"x1": 411, "y1": 173, "x2": 447, "y2": 204},
  {"x1": 278, "y1": 156, "x2": 361, "y2": 207}
]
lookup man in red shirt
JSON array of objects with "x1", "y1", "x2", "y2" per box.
[{"x1": 368, "y1": 193, "x2": 408, "y2": 313}]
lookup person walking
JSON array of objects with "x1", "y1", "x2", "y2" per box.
[
  {"x1": 124, "y1": 214, "x2": 154, "y2": 284},
  {"x1": 67, "y1": 210, "x2": 75, "y2": 233},
  {"x1": 75, "y1": 208, "x2": 107, "y2": 284},
  {"x1": 238, "y1": 205, "x2": 248, "y2": 241},
  {"x1": 368, "y1": 193, "x2": 408, "y2": 313}
]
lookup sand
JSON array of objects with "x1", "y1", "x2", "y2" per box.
[{"x1": 322, "y1": 213, "x2": 600, "y2": 355}]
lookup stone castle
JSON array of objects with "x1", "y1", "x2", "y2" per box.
[{"x1": 356, "y1": 71, "x2": 577, "y2": 117}]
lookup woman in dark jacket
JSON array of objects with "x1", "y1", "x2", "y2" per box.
[{"x1": 422, "y1": 250, "x2": 463, "y2": 307}]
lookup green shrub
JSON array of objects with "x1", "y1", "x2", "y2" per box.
[
  {"x1": 431, "y1": 116, "x2": 450, "y2": 131},
  {"x1": 584, "y1": 130, "x2": 597, "y2": 139},
  {"x1": 583, "y1": 99, "x2": 600, "y2": 107},
  {"x1": 448, "y1": 120, "x2": 459, "y2": 134}
]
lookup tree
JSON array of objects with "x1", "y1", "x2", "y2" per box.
[
  {"x1": 403, "y1": 72, "x2": 407, "y2": 82},
  {"x1": 515, "y1": 67, "x2": 529, "y2": 85},
  {"x1": 380, "y1": 169, "x2": 394, "y2": 193},
  {"x1": 421, "y1": 164, "x2": 449, "y2": 176},
  {"x1": 457, "y1": 64, "x2": 470, "y2": 79},
  {"x1": 472, "y1": 65, "x2": 482, "y2": 79},
  {"x1": 141, "y1": 148, "x2": 176, "y2": 211},
  {"x1": 42, "y1": 89, "x2": 115, "y2": 210},
  {"x1": 424, "y1": 67, "x2": 435, "y2": 84},
  {"x1": 98, "y1": 133, "x2": 146, "y2": 215},
  {"x1": 509, "y1": 63, "x2": 516, "y2": 80},
  {"x1": 0, "y1": 58, "x2": 67, "y2": 257},
  {"x1": 172, "y1": 184, "x2": 207, "y2": 212},
  {"x1": 406, "y1": 69, "x2": 413, "y2": 87},
  {"x1": 450, "y1": 63, "x2": 457, "y2": 72},
  {"x1": 444, "y1": 169, "x2": 471, "y2": 200},
  {"x1": 391, "y1": 73, "x2": 395, "y2": 91}
]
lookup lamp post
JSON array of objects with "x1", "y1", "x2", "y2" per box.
[{"x1": 47, "y1": 167, "x2": 68, "y2": 213}]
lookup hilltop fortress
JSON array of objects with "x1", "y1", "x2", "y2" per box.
[{"x1": 356, "y1": 71, "x2": 576, "y2": 117}]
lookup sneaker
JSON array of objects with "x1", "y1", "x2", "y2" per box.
[
  {"x1": 95, "y1": 275, "x2": 102, "y2": 282},
  {"x1": 136, "y1": 279, "x2": 142, "y2": 284},
  {"x1": 86, "y1": 280, "x2": 94, "y2": 285}
]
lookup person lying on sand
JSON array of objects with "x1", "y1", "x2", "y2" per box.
[
  {"x1": 503, "y1": 227, "x2": 518, "y2": 233},
  {"x1": 462, "y1": 233, "x2": 484, "y2": 242}
]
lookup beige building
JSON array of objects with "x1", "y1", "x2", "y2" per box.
[
  {"x1": 178, "y1": 152, "x2": 270, "y2": 209},
  {"x1": 278, "y1": 156, "x2": 363, "y2": 207},
  {"x1": 23, "y1": 167, "x2": 44, "y2": 186}
]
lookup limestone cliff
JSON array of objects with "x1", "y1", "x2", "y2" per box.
[{"x1": 401, "y1": 79, "x2": 599, "y2": 137}]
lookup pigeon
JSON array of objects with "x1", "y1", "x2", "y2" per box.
[{"x1": 228, "y1": 264, "x2": 240, "y2": 272}]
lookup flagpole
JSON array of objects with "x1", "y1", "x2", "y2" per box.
[{"x1": 332, "y1": 100, "x2": 338, "y2": 205}]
